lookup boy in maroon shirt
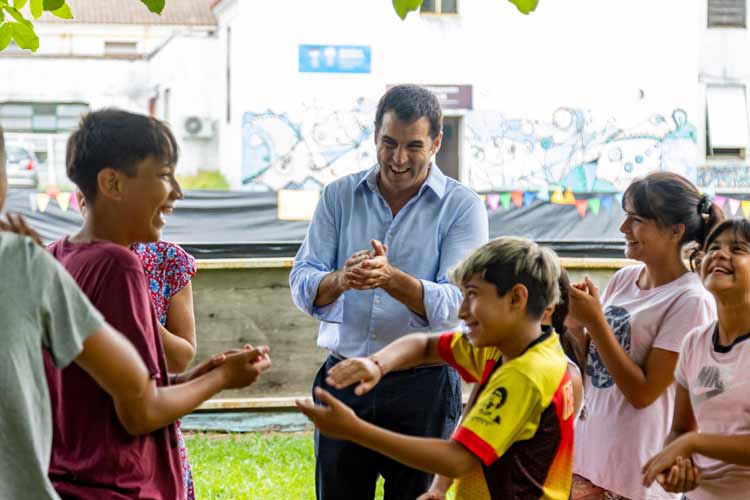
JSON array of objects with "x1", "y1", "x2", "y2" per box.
[{"x1": 45, "y1": 109, "x2": 271, "y2": 499}]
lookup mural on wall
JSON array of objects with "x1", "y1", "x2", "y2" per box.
[
  {"x1": 241, "y1": 100, "x2": 699, "y2": 193},
  {"x1": 465, "y1": 107, "x2": 698, "y2": 193}
]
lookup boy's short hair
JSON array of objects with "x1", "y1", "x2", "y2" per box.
[
  {"x1": 449, "y1": 236, "x2": 561, "y2": 319},
  {"x1": 66, "y1": 109, "x2": 179, "y2": 201}
]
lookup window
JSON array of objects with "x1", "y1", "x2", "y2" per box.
[
  {"x1": 104, "y1": 41, "x2": 138, "y2": 56},
  {"x1": 420, "y1": 0, "x2": 458, "y2": 15},
  {"x1": 708, "y1": 0, "x2": 746, "y2": 28},
  {"x1": 0, "y1": 102, "x2": 89, "y2": 133},
  {"x1": 706, "y1": 85, "x2": 749, "y2": 158}
]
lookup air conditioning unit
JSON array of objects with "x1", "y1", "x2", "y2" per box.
[{"x1": 182, "y1": 116, "x2": 215, "y2": 139}]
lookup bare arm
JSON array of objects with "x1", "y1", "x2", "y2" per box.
[
  {"x1": 161, "y1": 283, "x2": 197, "y2": 372},
  {"x1": 75, "y1": 324, "x2": 271, "y2": 436},
  {"x1": 326, "y1": 333, "x2": 443, "y2": 394},
  {"x1": 314, "y1": 270, "x2": 349, "y2": 307},
  {"x1": 664, "y1": 384, "x2": 698, "y2": 446}
]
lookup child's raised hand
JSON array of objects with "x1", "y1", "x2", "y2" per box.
[
  {"x1": 326, "y1": 357, "x2": 383, "y2": 395},
  {"x1": 219, "y1": 346, "x2": 272, "y2": 389},
  {"x1": 296, "y1": 387, "x2": 360, "y2": 441}
]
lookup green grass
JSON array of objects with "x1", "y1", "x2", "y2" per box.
[{"x1": 185, "y1": 432, "x2": 388, "y2": 500}]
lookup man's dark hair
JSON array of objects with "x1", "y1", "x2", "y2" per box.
[
  {"x1": 66, "y1": 109, "x2": 179, "y2": 201},
  {"x1": 374, "y1": 84, "x2": 442, "y2": 140}
]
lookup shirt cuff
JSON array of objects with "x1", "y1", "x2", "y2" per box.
[
  {"x1": 453, "y1": 426, "x2": 498, "y2": 467},
  {"x1": 306, "y1": 271, "x2": 344, "y2": 324},
  {"x1": 419, "y1": 279, "x2": 460, "y2": 330}
]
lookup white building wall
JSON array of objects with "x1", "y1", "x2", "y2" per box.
[{"x1": 214, "y1": 0, "x2": 701, "y2": 191}]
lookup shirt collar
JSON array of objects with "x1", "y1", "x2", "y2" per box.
[{"x1": 356, "y1": 163, "x2": 447, "y2": 199}]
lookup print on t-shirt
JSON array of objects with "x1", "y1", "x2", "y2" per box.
[
  {"x1": 694, "y1": 365, "x2": 730, "y2": 404},
  {"x1": 587, "y1": 305, "x2": 632, "y2": 388}
]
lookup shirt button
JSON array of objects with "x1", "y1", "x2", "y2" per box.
[{"x1": 374, "y1": 297, "x2": 381, "y2": 304}]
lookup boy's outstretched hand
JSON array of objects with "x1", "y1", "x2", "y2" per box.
[
  {"x1": 296, "y1": 387, "x2": 360, "y2": 441},
  {"x1": 218, "y1": 346, "x2": 272, "y2": 389},
  {"x1": 326, "y1": 357, "x2": 383, "y2": 395}
]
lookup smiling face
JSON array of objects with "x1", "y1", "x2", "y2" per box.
[
  {"x1": 118, "y1": 155, "x2": 182, "y2": 244},
  {"x1": 701, "y1": 228, "x2": 750, "y2": 299},
  {"x1": 619, "y1": 202, "x2": 682, "y2": 263},
  {"x1": 375, "y1": 111, "x2": 441, "y2": 197},
  {"x1": 458, "y1": 274, "x2": 519, "y2": 347}
]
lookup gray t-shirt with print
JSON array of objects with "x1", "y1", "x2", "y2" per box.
[{"x1": 0, "y1": 233, "x2": 105, "y2": 500}]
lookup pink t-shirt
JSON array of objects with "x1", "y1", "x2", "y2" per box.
[
  {"x1": 675, "y1": 321, "x2": 750, "y2": 500},
  {"x1": 574, "y1": 264, "x2": 716, "y2": 500}
]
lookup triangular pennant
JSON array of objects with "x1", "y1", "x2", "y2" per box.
[
  {"x1": 36, "y1": 193, "x2": 51, "y2": 213},
  {"x1": 584, "y1": 162, "x2": 597, "y2": 192},
  {"x1": 479, "y1": 194, "x2": 487, "y2": 203},
  {"x1": 70, "y1": 192, "x2": 80, "y2": 212},
  {"x1": 29, "y1": 193, "x2": 38, "y2": 212},
  {"x1": 522, "y1": 191, "x2": 536, "y2": 207},
  {"x1": 575, "y1": 199, "x2": 588, "y2": 217},
  {"x1": 713, "y1": 195, "x2": 727, "y2": 211},
  {"x1": 615, "y1": 193, "x2": 624, "y2": 208},
  {"x1": 56, "y1": 193, "x2": 71, "y2": 212},
  {"x1": 536, "y1": 189, "x2": 549, "y2": 202},
  {"x1": 550, "y1": 189, "x2": 565, "y2": 204},
  {"x1": 499, "y1": 192, "x2": 512, "y2": 210},
  {"x1": 728, "y1": 198, "x2": 741, "y2": 217},
  {"x1": 486, "y1": 193, "x2": 500, "y2": 211},
  {"x1": 600, "y1": 196, "x2": 613, "y2": 213},
  {"x1": 563, "y1": 188, "x2": 576, "y2": 205},
  {"x1": 588, "y1": 197, "x2": 601, "y2": 216},
  {"x1": 743, "y1": 200, "x2": 750, "y2": 218},
  {"x1": 511, "y1": 191, "x2": 523, "y2": 208}
]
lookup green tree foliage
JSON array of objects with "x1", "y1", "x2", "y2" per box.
[
  {"x1": 392, "y1": 0, "x2": 539, "y2": 19},
  {"x1": 0, "y1": 0, "x2": 164, "y2": 52}
]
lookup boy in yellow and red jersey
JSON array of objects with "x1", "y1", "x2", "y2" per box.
[{"x1": 297, "y1": 236, "x2": 576, "y2": 500}]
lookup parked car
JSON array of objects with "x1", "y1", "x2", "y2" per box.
[{"x1": 6, "y1": 145, "x2": 40, "y2": 189}]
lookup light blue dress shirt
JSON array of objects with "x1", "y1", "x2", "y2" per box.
[{"x1": 289, "y1": 164, "x2": 489, "y2": 358}]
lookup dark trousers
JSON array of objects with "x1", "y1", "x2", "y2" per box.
[{"x1": 313, "y1": 355, "x2": 462, "y2": 500}]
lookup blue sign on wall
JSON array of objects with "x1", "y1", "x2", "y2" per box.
[{"x1": 299, "y1": 45, "x2": 371, "y2": 74}]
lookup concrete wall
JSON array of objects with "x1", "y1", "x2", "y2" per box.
[{"x1": 191, "y1": 258, "x2": 624, "y2": 398}]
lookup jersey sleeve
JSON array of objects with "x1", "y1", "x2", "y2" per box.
[
  {"x1": 452, "y1": 366, "x2": 542, "y2": 466},
  {"x1": 437, "y1": 331, "x2": 500, "y2": 383}
]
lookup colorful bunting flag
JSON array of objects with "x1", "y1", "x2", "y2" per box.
[
  {"x1": 70, "y1": 192, "x2": 80, "y2": 212},
  {"x1": 536, "y1": 189, "x2": 549, "y2": 201},
  {"x1": 479, "y1": 194, "x2": 487, "y2": 203},
  {"x1": 499, "y1": 192, "x2": 512, "y2": 210},
  {"x1": 728, "y1": 198, "x2": 741, "y2": 217},
  {"x1": 588, "y1": 197, "x2": 601, "y2": 216},
  {"x1": 511, "y1": 191, "x2": 523, "y2": 208},
  {"x1": 600, "y1": 196, "x2": 613, "y2": 213},
  {"x1": 29, "y1": 193, "x2": 37, "y2": 212},
  {"x1": 563, "y1": 188, "x2": 576, "y2": 205},
  {"x1": 615, "y1": 193, "x2": 624, "y2": 208},
  {"x1": 56, "y1": 193, "x2": 71, "y2": 212},
  {"x1": 743, "y1": 201, "x2": 750, "y2": 218},
  {"x1": 35, "y1": 193, "x2": 50, "y2": 213},
  {"x1": 550, "y1": 189, "x2": 565, "y2": 204},
  {"x1": 486, "y1": 193, "x2": 500, "y2": 211},
  {"x1": 713, "y1": 195, "x2": 727, "y2": 211},
  {"x1": 575, "y1": 199, "x2": 588, "y2": 217},
  {"x1": 522, "y1": 191, "x2": 536, "y2": 207}
]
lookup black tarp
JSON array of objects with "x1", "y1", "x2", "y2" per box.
[{"x1": 1, "y1": 188, "x2": 629, "y2": 258}]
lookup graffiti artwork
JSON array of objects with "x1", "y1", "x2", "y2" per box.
[{"x1": 241, "y1": 100, "x2": 698, "y2": 193}]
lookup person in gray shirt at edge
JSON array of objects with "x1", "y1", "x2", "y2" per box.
[
  {"x1": 0, "y1": 127, "x2": 272, "y2": 500},
  {"x1": 290, "y1": 84, "x2": 489, "y2": 500}
]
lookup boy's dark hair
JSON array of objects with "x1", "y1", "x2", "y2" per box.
[
  {"x1": 374, "y1": 84, "x2": 442, "y2": 140},
  {"x1": 449, "y1": 236, "x2": 561, "y2": 320},
  {"x1": 623, "y1": 172, "x2": 723, "y2": 266},
  {"x1": 550, "y1": 268, "x2": 586, "y2": 373},
  {"x1": 66, "y1": 109, "x2": 179, "y2": 201}
]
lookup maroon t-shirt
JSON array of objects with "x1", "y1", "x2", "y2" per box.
[{"x1": 45, "y1": 238, "x2": 184, "y2": 500}]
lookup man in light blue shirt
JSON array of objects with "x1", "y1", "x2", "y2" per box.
[{"x1": 290, "y1": 85, "x2": 488, "y2": 500}]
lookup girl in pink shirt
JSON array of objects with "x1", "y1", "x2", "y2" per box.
[
  {"x1": 643, "y1": 218, "x2": 750, "y2": 499},
  {"x1": 568, "y1": 172, "x2": 722, "y2": 500}
]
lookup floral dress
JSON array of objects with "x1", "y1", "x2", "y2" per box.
[{"x1": 132, "y1": 241, "x2": 197, "y2": 500}]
